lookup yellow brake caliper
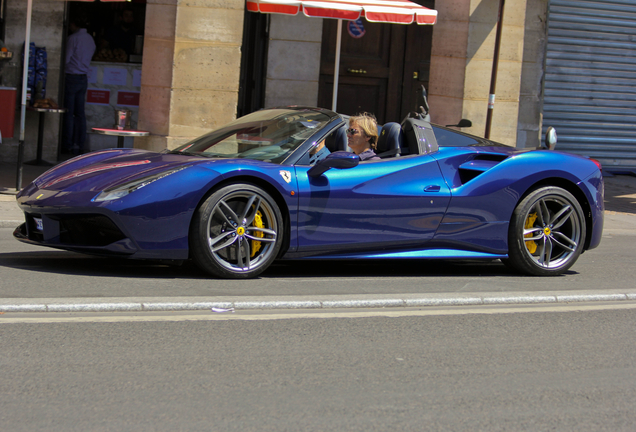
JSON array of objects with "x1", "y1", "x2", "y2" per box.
[
  {"x1": 524, "y1": 212, "x2": 538, "y2": 254},
  {"x1": 251, "y1": 210, "x2": 264, "y2": 257}
]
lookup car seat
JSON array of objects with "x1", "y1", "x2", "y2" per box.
[
  {"x1": 324, "y1": 125, "x2": 348, "y2": 152},
  {"x1": 375, "y1": 122, "x2": 404, "y2": 158}
]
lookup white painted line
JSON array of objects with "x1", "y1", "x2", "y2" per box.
[
  {"x1": 46, "y1": 303, "x2": 142, "y2": 312},
  {"x1": 321, "y1": 298, "x2": 405, "y2": 308},
  {"x1": 1, "y1": 290, "x2": 636, "y2": 314},
  {"x1": 2, "y1": 302, "x2": 636, "y2": 324},
  {"x1": 482, "y1": 295, "x2": 557, "y2": 304},
  {"x1": 0, "y1": 304, "x2": 47, "y2": 312},
  {"x1": 556, "y1": 293, "x2": 627, "y2": 302}
]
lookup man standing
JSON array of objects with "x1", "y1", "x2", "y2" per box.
[
  {"x1": 105, "y1": 8, "x2": 136, "y2": 58},
  {"x1": 62, "y1": 14, "x2": 95, "y2": 155}
]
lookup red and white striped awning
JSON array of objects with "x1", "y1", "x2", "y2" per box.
[{"x1": 246, "y1": 0, "x2": 437, "y2": 25}]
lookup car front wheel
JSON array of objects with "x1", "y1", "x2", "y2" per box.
[
  {"x1": 507, "y1": 186, "x2": 586, "y2": 276},
  {"x1": 191, "y1": 184, "x2": 283, "y2": 279}
]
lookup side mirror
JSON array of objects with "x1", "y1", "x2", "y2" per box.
[
  {"x1": 420, "y1": 85, "x2": 430, "y2": 116},
  {"x1": 545, "y1": 126, "x2": 557, "y2": 150},
  {"x1": 308, "y1": 151, "x2": 360, "y2": 177},
  {"x1": 445, "y1": 119, "x2": 472, "y2": 128}
]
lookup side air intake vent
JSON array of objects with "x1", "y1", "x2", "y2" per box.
[{"x1": 458, "y1": 155, "x2": 507, "y2": 184}]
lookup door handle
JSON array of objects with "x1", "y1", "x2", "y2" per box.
[
  {"x1": 347, "y1": 68, "x2": 367, "y2": 74},
  {"x1": 424, "y1": 185, "x2": 441, "y2": 192}
]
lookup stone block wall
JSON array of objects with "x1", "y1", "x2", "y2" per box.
[
  {"x1": 463, "y1": 0, "x2": 527, "y2": 146},
  {"x1": 517, "y1": 0, "x2": 548, "y2": 149},
  {"x1": 264, "y1": 14, "x2": 323, "y2": 109},
  {"x1": 428, "y1": 0, "x2": 470, "y2": 128},
  {"x1": 136, "y1": 0, "x2": 245, "y2": 152},
  {"x1": 429, "y1": 0, "x2": 542, "y2": 148}
]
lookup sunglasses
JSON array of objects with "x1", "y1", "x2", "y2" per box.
[{"x1": 346, "y1": 128, "x2": 361, "y2": 136}]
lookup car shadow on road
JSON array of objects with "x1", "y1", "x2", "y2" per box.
[
  {"x1": 0, "y1": 251, "x2": 578, "y2": 279},
  {"x1": 265, "y1": 259, "x2": 578, "y2": 278},
  {"x1": 0, "y1": 251, "x2": 210, "y2": 280}
]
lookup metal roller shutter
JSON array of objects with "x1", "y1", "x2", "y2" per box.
[{"x1": 543, "y1": 0, "x2": 636, "y2": 171}]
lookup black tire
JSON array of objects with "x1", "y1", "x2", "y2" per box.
[
  {"x1": 507, "y1": 186, "x2": 586, "y2": 276},
  {"x1": 190, "y1": 184, "x2": 283, "y2": 279}
]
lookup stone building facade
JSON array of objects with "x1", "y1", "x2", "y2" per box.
[
  {"x1": 0, "y1": 0, "x2": 548, "y2": 166},
  {"x1": 136, "y1": 0, "x2": 548, "y2": 152},
  {"x1": 136, "y1": 0, "x2": 247, "y2": 152}
]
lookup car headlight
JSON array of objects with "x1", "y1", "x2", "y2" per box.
[{"x1": 92, "y1": 166, "x2": 188, "y2": 202}]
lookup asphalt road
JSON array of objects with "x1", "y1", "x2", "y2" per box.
[
  {"x1": 2, "y1": 304, "x2": 635, "y2": 431},
  {"x1": 0, "y1": 212, "x2": 634, "y2": 300},
  {"x1": 2, "y1": 179, "x2": 635, "y2": 431}
]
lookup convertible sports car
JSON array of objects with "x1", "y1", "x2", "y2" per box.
[{"x1": 14, "y1": 106, "x2": 604, "y2": 279}]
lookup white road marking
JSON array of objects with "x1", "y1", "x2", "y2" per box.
[{"x1": 1, "y1": 302, "x2": 636, "y2": 324}]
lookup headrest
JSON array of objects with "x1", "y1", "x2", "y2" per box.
[
  {"x1": 376, "y1": 122, "x2": 403, "y2": 153},
  {"x1": 324, "y1": 126, "x2": 348, "y2": 152}
]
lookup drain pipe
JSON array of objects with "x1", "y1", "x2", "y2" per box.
[{"x1": 484, "y1": 0, "x2": 505, "y2": 139}]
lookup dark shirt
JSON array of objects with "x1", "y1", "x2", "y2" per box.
[
  {"x1": 106, "y1": 25, "x2": 136, "y2": 55},
  {"x1": 359, "y1": 149, "x2": 380, "y2": 161}
]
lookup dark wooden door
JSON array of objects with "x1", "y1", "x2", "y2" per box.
[
  {"x1": 237, "y1": 9, "x2": 269, "y2": 117},
  {"x1": 317, "y1": 1, "x2": 434, "y2": 124},
  {"x1": 400, "y1": 15, "x2": 434, "y2": 117},
  {"x1": 318, "y1": 19, "x2": 405, "y2": 124}
]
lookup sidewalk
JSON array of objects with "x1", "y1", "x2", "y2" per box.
[
  {"x1": 602, "y1": 171, "x2": 636, "y2": 214},
  {"x1": 0, "y1": 161, "x2": 51, "y2": 227},
  {"x1": 0, "y1": 161, "x2": 52, "y2": 195}
]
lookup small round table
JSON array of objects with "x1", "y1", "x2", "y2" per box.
[
  {"x1": 92, "y1": 127, "x2": 150, "y2": 149},
  {"x1": 25, "y1": 106, "x2": 66, "y2": 166}
]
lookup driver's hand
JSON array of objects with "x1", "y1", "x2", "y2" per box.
[{"x1": 310, "y1": 140, "x2": 325, "y2": 155}]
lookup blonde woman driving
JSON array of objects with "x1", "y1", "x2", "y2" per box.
[{"x1": 346, "y1": 113, "x2": 380, "y2": 161}]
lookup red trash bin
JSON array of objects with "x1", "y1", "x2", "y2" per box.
[{"x1": 0, "y1": 87, "x2": 18, "y2": 138}]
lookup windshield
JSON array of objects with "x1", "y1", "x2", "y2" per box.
[{"x1": 170, "y1": 109, "x2": 332, "y2": 163}]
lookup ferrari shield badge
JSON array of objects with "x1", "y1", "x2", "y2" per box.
[{"x1": 279, "y1": 170, "x2": 292, "y2": 184}]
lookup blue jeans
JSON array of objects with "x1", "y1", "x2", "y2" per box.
[{"x1": 62, "y1": 74, "x2": 88, "y2": 153}]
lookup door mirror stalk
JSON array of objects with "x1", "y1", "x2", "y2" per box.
[{"x1": 308, "y1": 151, "x2": 360, "y2": 177}]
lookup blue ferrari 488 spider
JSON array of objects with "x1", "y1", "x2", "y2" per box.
[{"x1": 14, "y1": 106, "x2": 603, "y2": 278}]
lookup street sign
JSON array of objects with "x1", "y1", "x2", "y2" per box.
[{"x1": 348, "y1": 19, "x2": 366, "y2": 38}]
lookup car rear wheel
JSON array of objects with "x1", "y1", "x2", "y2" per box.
[
  {"x1": 191, "y1": 184, "x2": 283, "y2": 279},
  {"x1": 507, "y1": 186, "x2": 586, "y2": 276}
]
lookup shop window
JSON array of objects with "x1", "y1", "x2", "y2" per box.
[{"x1": 69, "y1": 1, "x2": 146, "y2": 64}]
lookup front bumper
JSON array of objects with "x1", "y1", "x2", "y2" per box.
[{"x1": 13, "y1": 211, "x2": 138, "y2": 256}]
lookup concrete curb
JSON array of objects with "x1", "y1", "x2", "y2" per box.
[{"x1": 1, "y1": 290, "x2": 635, "y2": 313}]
